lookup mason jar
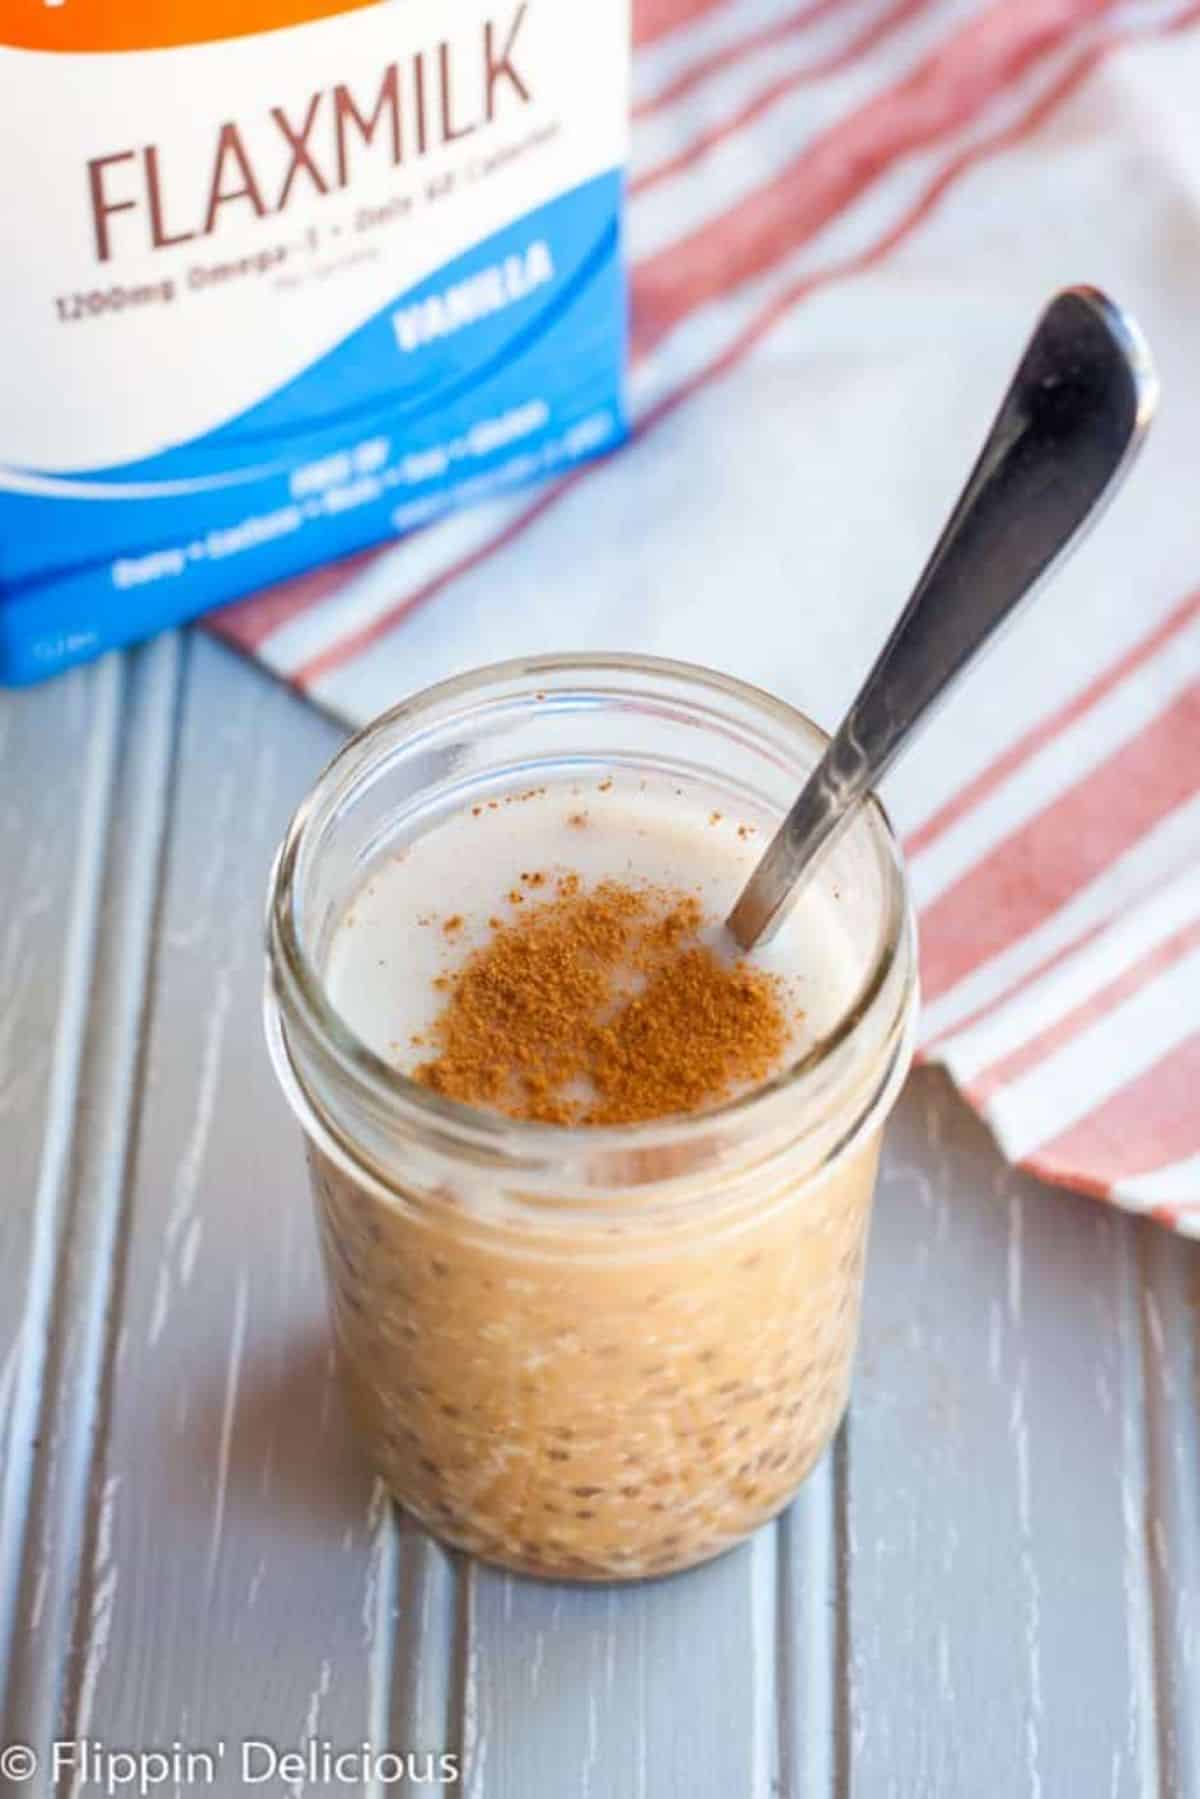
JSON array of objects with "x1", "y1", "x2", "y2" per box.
[{"x1": 264, "y1": 654, "x2": 917, "y2": 1581}]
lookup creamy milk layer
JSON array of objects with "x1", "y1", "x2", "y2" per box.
[{"x1": 325, "y1": 778, "x2": 863, "y2": 1094}]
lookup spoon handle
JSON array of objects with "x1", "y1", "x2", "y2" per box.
[{"x1": 728, "y1": 286, "x2": 1158, "y2": 950}]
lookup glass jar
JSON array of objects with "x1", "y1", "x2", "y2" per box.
[{"x1": 264, "y1": 655, "x2": 917, "y2": 1581}]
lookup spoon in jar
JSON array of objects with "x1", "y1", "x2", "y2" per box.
[{"x1": 726, "y1": 286, "x2": 1158, "y2": 951}]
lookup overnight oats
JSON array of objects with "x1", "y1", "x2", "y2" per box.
[{"x1": 265, "y1": 656, "x2": 917, "y2": 1580}]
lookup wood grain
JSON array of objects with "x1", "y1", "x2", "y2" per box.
[
  {"x1": 0, "y1": 656, "x2": 120, "y2": 1711},
  {"x1": 1, "y1": 635, "x2": 1196, "y2": 1796}
]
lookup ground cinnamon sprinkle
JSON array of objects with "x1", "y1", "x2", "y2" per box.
[{"x1": 413, "y1": 877, "x2": 790, "y2": 1125}]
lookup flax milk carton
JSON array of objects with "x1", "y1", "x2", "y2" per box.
[{"x1": 0, "y1": 0, "x2": 629, "y2": 683}]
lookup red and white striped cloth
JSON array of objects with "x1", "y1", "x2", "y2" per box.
[{"x1": 212, "y1": 0, "x2": 1200, "y2": 1233}]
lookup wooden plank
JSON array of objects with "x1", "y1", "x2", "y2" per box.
[
  {"x1": 4, "y1": 635, "x2": 1197, "y2": 1798},
  {"x1": 57, "y1": 636, "x2": 414, "y2": 1765},
  {"x1": 458, "y1": 1526, "x2": 780, "y2": 1798},
  {"x1": 847, "y1": 1067, "x2": 1160, "y2": 1799},
  {"x1": 3, "y1": 637, "x2": 183, "y2": 1758},
  {"x1": 776, "y1": 1450, "x2": 840, "y2": 1795},
  {"x1": 385, "y1": 1521, "x2": 458, "y2": 1797},
  {"x1": 0, "y1": 656, "x2": 119, "y2": 1708},
  {"x1": 1137, "y1": 1218, "x2": 1200, "y2": 1795}
]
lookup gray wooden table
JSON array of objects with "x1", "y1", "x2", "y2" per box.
[{"x1": 2, "y1": 633, "x2": 1197, "y2": 1798}]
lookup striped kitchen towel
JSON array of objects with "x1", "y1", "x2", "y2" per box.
[{"x1": 212, "y1": 0, "x2": 1200, "y2": 1232}]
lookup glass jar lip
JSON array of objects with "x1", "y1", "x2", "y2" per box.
[{"x1": 266, "y1": 651, "x2": 917, "y2": 1160}]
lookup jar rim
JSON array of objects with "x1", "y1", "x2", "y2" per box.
[{"x1": 265, "y1": 651, "x2": 917, "y2": 1168}]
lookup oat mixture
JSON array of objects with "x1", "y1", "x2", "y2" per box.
[{"x1": 309, "y1": 865, "x2": 878, "y2": 1580}]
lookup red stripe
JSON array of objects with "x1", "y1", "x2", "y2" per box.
[
  {"x1": 631, "y1": 0, "x2": 932, "y2": 196},
  {"x1": 919, "y1": 684, "x2": 1200, "y2": 1005},
  {"x1": 1022, "y1": 1033, "x2": 1200, "y2": 1194},
  {"x1": 630, "y1": 0, "x2": 1112, "y2": 359},
  {"x1": 917, "y1": 911, "x2": 1110, "y2": 1054},
  {"x1": 621, "y1": 20, "x2": 1145, "y2": 459},
  {"x1": 918, "y1": 792, "x2": 1200, "y2": 1053},
  {"x1": 905, "y1": 588, "x2": 1200, "y2": 858},
  {"x1": 1148, "y1": 1193, "x2": 1200, "y2": 1227},
  {"x1": 634, "y1": 0, "x2": 729, "y2": 49},
  {"x1": 288, "y1": 3, "x2": 1200, "y2": 689},
  {"x1": 633, "y1": 0, "x2": 849, "y2": 118},
  {"x1": 206, "y1": 540, "x2": 388, "y2": 653},
  {"x1": 966, "y1": 915, "x2": 1200, "y2": 1104}
]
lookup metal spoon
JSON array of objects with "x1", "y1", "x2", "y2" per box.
[{"x1": 727, "y1": 286, "x2": 1158, "y2": 951}]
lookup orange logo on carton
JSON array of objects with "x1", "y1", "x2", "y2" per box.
[{"x1": 6, "y1": 0, "x2": 384, "y2": 55}]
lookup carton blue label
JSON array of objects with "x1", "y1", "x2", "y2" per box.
[{"x1": 0, "y1": 171, "x2": 626, "y2": 685}]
